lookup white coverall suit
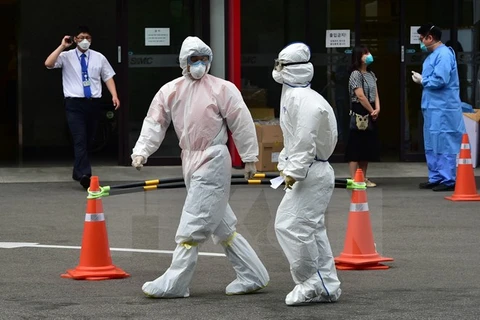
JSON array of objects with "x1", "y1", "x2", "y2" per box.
[
  {"x1": 272, "y1": 43, "x2": 341, "y2": 305},
  {"x1": 131, "y1": 36, "x2": 269, "y2": 298}
]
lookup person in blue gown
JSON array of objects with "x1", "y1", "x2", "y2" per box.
[{"x1": 411, "y1": 24, "x2": 465, "y2": 192}]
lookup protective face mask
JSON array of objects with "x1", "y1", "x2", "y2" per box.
[
  {"x1": 78, "y1": 39, "x2": 91, "y2": 51},
  {"x1": 420, "y1": 42, "x2": 428, "y2": 52},
  {"x1": 272, "y1": 69, "x2": 284, "y2": 84},
  {"x1": 365, "y1": 54, "x2": 374, "y2": 65},
  {"x1": 189, "y1": 61, "x2": 207, "y2": 79}
]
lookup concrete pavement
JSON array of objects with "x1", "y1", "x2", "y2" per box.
[
  {"x1": 1, "y1": 162, "x2": 480, "y2": 319},
  {"x1": 1, "y1": 177, "x2": 479, "y2": 319}
]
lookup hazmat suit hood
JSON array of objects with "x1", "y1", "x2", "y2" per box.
[
  {"x1": 273, "y1": 42, "x2": 314, "y2": 86},
  {"x1": 179, "y1": 36, "x2": 213, "y2": 78}
]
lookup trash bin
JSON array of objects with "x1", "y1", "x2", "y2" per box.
[{"x1": 463, "y1": 109, "x2": 480, "y2": 168}]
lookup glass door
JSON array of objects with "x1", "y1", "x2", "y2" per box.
[
  {"x1": 359, "y1": 0, "x2": 401, "y2": 160},
  {"x1": 401, "y1": 0, "x2": 455, "y2": 161},
  {"x1": 0, "y1": 0, "x2": 18, "y2": 165},
  {"x1": 240, "y1": 0, "x2": 357, "y2": 160},
  {"x1": 456, "y1": 0, "x2": 480, "y2": 110},
  {"x1": 316, "y1": 0, "x2": 357, "y2": 157},
  {"x1": 120, "y1": 0, "x2": 208, "y2": 165}
]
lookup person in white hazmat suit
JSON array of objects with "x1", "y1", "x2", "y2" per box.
[
  {"x1": 131, "y1": 36, "x2": 269, "y2": 298},
  {"x1": 272, "y1": 42, "x2": 341, "y2": 305}
]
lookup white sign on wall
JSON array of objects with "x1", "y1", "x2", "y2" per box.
[
  {"x1": 271, "y1": 152, "x2": 280, "y2": 163},
  {"x1": 326, "y1": 30, "x2": 350, "y2": 48},
  {"x1": 410, "y1": 26, "x2": 421, "y2": 44},
  {"x1": 145, "y1": 28, "x2": 170, "y2": 46}
]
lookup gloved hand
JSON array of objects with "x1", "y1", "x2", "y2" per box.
[
  {"x1": 411, "y1": 71, "x2": 422, "y2": 84},
  {"x1": 244, "y1": 162, "x2": 257, "y2": 180},
  {"x1": 284, "y1": 175, "x2": 296, "y2": 190},
  {"x1": 131, "y1": 155, "x2": 145, "y2": 171}
]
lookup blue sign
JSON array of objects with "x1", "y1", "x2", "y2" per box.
[
  {"x1": 344, "y1": 49, "x2": 352, "y2": 54},
  {"x1": 406, "y1": 49, "x2": 416, "y2": 54}
]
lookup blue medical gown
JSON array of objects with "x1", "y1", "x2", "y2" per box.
[{"x1": 421, "y1": 44, "x2": 465, "y2": 154}]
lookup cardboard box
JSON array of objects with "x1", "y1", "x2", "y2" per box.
[
  {"x1": 463, "y1": 109, "x2": 480, "y2": 168},
  {"x1": 257, "y1": 142, "x2": 283, "y2": 172},
  {"x1": 255, "y1": 123, "x2": 283, "y2": 144},
  {"x1": 255, "y1": 123, "x2": 283, "y2": 172},
  {"x1": 249, "y1": 108, "x2": 275, "y2": 121},
  {"x1": 242, "y1": 88, "x2": 267, "y2": 108}
]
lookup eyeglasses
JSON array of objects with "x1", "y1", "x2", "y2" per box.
[
  {"x1": 76, "y1": 36, "x2": 92, "y2": 41},
  {"x1": 274, "y1": 59, "x2": 310, "y2": 71}
]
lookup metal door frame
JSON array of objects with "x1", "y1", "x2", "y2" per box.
[
  {"x1": 116, "y1": 0, "x2": 210, "y2": 166},
  {"x1": 399, "y1": 0, "x2": 408, "y2": 161},
  {"x1": 116, "y1": 0, "x2": 129, "y2": 165}
]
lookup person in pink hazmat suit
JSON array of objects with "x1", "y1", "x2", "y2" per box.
[{"x1": 131, "y1": 36, "x2": 269, "y2": 298}]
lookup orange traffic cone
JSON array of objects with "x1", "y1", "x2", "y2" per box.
[
  {"x1": 61, "y1": 176, "x2": 130, "y2": 280},
  {"x1": 334, "y1": 169, "x2": 393, "y2": 270},
  {"x1": 445, "y1": 134, "x2": 480, "y2": 201}
]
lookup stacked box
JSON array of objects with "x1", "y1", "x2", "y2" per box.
[
  {"x1": 463, "y1": 109, "x2": 480, "y2": 168},
  {"x1": 255, "y1": 123, "x2": 283, "y2": 172}
]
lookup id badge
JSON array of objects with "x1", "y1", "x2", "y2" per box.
[{"x1": 83, "y1": 80, "x2": 91, "y2": 87}]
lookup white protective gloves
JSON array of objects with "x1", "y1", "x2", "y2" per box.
[
  {"x1": 411, "y1": 71, "x2": 423, "y2": 84},
  {"x1": 244, "y1": 162, "x2": 257, "y2": 180},
  {"x1": 131, "y1": 155, "x2": 145, "y2": 171}
]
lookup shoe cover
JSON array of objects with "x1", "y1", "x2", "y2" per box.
[
  {"x1": 225, "y1": 278, "x2": 266, "y2": 296},
  {"x1": 142, "y1": 283, "x2": 190, "y2": 299},
  {"x1": 223, "y1": 233, "x2": 269, "y2": 295},
  {"x1": 142, "y1": 244, "x2": 198, "y2": 298},
  {"x1": 285, "y1": 273, "x2": 341, "y2": 306}
]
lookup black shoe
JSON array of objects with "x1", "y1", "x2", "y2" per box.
[
  {"x1": 79, "y1": 175, "x2": 91, "y2": 190},
  {"x1": 419, "y1": 181, "x2": 441, "y2": 189},
  {"x1": 432, "y1": 183, "x2": 455, "y2": 192}
]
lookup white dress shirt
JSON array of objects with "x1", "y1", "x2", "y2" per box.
[{"x1": 49, "y1": 47, "x2": 115, "y2": 98}]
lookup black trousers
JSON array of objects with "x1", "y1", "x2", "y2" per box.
[{"x1": 64, "y1": 98, "x2": 101, "y2": 181}]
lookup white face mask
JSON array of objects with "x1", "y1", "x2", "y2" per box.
[
  {"x1": 272, "y1": 69, "x2": 284, "y2": 84},
  {"x1": 189, "y1": 63, "x2": 207, "y2": 79},
  {"x1": 78, "y1": 39, "x2": 91, "y2": 51}
]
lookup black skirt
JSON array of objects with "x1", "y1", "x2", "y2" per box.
[{"x1": 345, "y1": 102, "x2": 380, "y2": 162}]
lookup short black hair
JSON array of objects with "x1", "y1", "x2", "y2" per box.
[
  {"x1": 76, "y1": 26, "x2": 91, "y2": 37},
  {"x1": 349, "y1": 45, "x2": 370, "y2": 73},
  {"x1": 417, "y1": 24, "x2": 442, "y2": 41}
]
